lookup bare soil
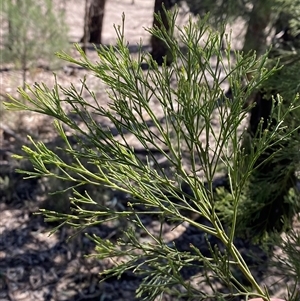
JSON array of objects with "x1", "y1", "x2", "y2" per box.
[{"x1": 0, "y1": 1, "x2": 297, "y2": 301}]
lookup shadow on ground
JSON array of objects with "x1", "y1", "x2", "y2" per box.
[{"x1": 0, "y1": 116, "x2": 273, "y2": 301}]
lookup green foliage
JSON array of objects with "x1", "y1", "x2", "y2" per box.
[
  {"x1": 184, "y1": 0, "x2": 300, "y2": 56},
  {"x1": 1, "y1": 0, "x2": 69, "y2": 86},
  {"x1": 269, "y1": 226, "x2": 300, "y2": 301},
  {"x1": 184, "y1": 0, "x2": 252, "y2": 24},
  {"x1": 0, "y1": 176, "x2": 10, "y2": 193},
  {"x1": 275, "y1": 0, "x2": 300, "y2": 34},
  {"x1": 184, "y1": 0, "x2": 300, "y2": 28},
  {"x1": 5, "y1": 10, "x2": 300, "y2": 301},
  {"x1": 215, "y1": 55, "x2": 300, "y2": 241}
]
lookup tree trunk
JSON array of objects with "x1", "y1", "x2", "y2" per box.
[
  {"x1": 150, "y1": 0, "x2": 174, "y2": 65},
  {"x1": 242, "y1": 0, "x2": 275, "y2": 140},
  {"x1": 82, "y1": 0, "x2": 89, "y2": 53},
  {"x1": 242, "y1": 0, "x2": 273, "y2": 57},
  {"x1": 81, "y1": 0, "x2": 106, "y2": 44}
]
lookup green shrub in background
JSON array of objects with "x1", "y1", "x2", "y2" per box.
[
  {"x1": 5, "y1": 10, "x2": 300, "y2": 301},
  {"x1": 269, "y1": 226, "x2": 300, "y2": 301},
  {"x1": 1, "y1": 0, "x2": 69, "y2": 88}
]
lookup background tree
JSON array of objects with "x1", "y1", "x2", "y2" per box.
[
  {"x1": 176, "y1": 0, "x2": 300, "y2": 239},
  {"x1": 183, "y1": 0, "x2": 300, "y2": 56},
  {"x1": 242, "y1": 0, "x2": 274, "y2": 55},
  {"x1": 150, "y1": 0, "x2": 175, "y2": 65},
  {"x1": 81, "y1": 0, "x2": 106, "y2": 45},
  {"x1": 1, "y1": 0, "x2": 69, "y2": 89},
  {"x1": 231, "y1": 0, "x2": 300, "y2": 239}
]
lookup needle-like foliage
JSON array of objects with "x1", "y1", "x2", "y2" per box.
[{"x1": 5, "y1": 10, "x2": 300, "y2": 301}]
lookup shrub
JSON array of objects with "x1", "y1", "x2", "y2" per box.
[
  {"x1": 5, "y1": 11, "x2": 300, "y2": 301},
  {"x1": 1, "y1": 0, "x2": 69, "y2": 88}
]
